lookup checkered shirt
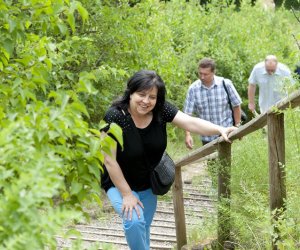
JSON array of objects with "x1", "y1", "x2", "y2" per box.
[{"x1": 183, "y1": 76, "x2": 242, "y2": 142}]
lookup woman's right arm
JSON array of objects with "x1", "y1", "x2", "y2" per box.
[
  {"x1": 172, "y1": 110, "x2": 236, "y2": 142},
  {"x1": 102, "y1": 135, "x2": 144, "y2": 219}
]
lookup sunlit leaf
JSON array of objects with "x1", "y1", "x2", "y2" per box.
[
  {"x1": 67, "y1": 12, "x2": 75, "y2": 33},
  {"x1": 70, "y1": 182, "x2": 83, "y2": 196},
  {"x1": 76, "y1": 1, "x2": 89, "y2": 22},
  {"x1": 108, "y1": 123, "x2": 123, "y2": 149}
]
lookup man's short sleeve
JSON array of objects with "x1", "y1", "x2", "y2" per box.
[
  {"x1": 183, "y1": 86, "x2": 195, "y2": 115},
  {"x1": 225, "y1": 80, "x2": 242, "y2": 107},
  {"x1": 248, "y1": 67, "x2": 257, "y2": 85}
]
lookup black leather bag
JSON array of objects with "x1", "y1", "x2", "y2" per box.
[
  {"x1": 222, "y1": 80, "x2": 248, "y2": 124},
  {"x1": 150, "y1": 152, "x2": 176, "y2": 195},
  {"x1": 241, "y1": 109, "x2": 248, "y2": 123}
]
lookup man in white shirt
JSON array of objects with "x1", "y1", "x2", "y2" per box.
[{"x1": 248, "y1": 55, "x2": 293, "y2": 114}]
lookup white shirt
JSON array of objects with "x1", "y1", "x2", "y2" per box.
[{"x1": 248, "y1": 61, "x2": 292, "y2": 113}]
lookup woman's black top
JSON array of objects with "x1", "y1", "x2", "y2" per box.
[{"x1": 101, "y1": 101, "x2": 178, "y2": 192}]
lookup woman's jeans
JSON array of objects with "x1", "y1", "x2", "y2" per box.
[{"x1": 107, "y1": 187, "x2": 157, "y2": 250}]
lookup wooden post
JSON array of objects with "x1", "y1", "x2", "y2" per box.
[
  {"x1": 267, "y1": 113, "x2": 286, "y2": 250},
  {"x1": 217, "y1": 142, "x2": 232, "y2": 250},
  {"x1": 172, "y1": 166, "x2": 187, "y2": 250}
]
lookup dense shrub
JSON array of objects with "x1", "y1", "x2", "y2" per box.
[
  {"x1": 1, "y1": 0, "x2": 299, "y2": 248},
  {"x1": 0, "y1": 1, "x2": 122, "y2": 249},
  {"x1": 83, "y1": 0, "x2": 298, "y2": 117}
]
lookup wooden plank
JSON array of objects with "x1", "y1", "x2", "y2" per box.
[
  {"x1": 268, "y1": 113, "x2": 286, "y2": 250},
  {"x1": 268, "y1": 113, "x2": 286, "y2": 210},
  {"x1": 172, "y1": 167, "x2": 187, "y2": 250},
  {"x1": 272, "y1": 88, "x2": 300, "y2": 111},
  {"x1": 217, "y1": 142, "x2": 232, "y2": 250},
  {"x1": 175, "y1": 140, "x2": 218, "y2": 167},
  {"x1": 225, "y1": 89, "x2": 300, "y2": 142},
  {"x1": 227, "y1": 112, "x2": 267, "y2": 141}
]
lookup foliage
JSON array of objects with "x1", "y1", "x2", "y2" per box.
[
  {"x1": 0, "y1": 0, "x2": 122, "y2": 249},
  {"x1": 73, "y1": 0, "x2": 299, "y2": 127},
  {"x1": 274, "y1": 0, "x2": 300, "y2": 10},
  {"x1": 0, "y1": 0, "x2": 299, "y2": 248}
]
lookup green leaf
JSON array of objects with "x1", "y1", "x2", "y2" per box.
[
  {"x1": 35, "y1": 130, "x2": 47, "y2": 142},
  {"x1": 14, "y1": 55, "x2": 33, "y2": 66},
  {"x1": 88, "y1": 161, "x2": 100, "y2": 179},
  {"x1": 70, "y1": 182, "x2": 83, "y2": 196},
  {"x1": 8, "y1": 19, "x2": 17, "y2": 33},
  {"x1": 108, "y1": 123, "x2": 123, "y2": 149},
  {"x1": 101, "y1": 136, "x2": 117, "y2": 156},
  {"x1": 61, "y1": 94, "x2": 70, "y2": 111},
  {"x1": 76, "y1": 2, "x2": 89, "y2": 22},
  {"x1": 65, "y1": 228, "x2": 82, "y2": 237},
  {"x1": 89, "y1": 128, "x2": 101, "y2": 137},
  {"x1": 90, "y1": 193, "x2": 102, "y2": 206},
  {"x1": 0, "y1": 55, "x2": 8, "y2": 66},
  {"x1": 3, "y1": 39, "x2": 14, "y2": 56},
  {"x1": 25, "y1": 20, "x2": 31, "y2": 29},
  {"x1": 89, "y1": 138, "x2": 101, "y2": 156},
  {"x1": 70, "y1": 102, "x2": 89, "y2": 117},
  {"x1": 57, "y1": 22, "x2": 68, "y2": 35},
  {"x1": 99, "y1": 121, "x2": 108, "y2": 130},
  {"x1": 67, "y1": 12, "x2": 75, "y2": 33},
  {"x1": 78, "y1": 79, "x2": 97, "y2": 94}
]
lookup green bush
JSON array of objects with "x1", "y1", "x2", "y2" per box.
[
  {"x1": 1, "y1": 0, "x2": 299, "y2": 248},
  {"x1": 82, "y1": 0, "x2": 298, "y2": 114},
  {"x1": 0, "y1": 1, "x2": 122, "y2": 249}
]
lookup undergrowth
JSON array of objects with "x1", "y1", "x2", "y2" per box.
[{"x1": 171, "y1": 108, "x2": 300, "y2": 249}]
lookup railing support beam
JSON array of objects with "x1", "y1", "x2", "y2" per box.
[
  {"x1": 172, "y1": 166, "x2": 187, "y2": 250},
  {"x1": 268, "y1": 113, "x2": 286, "y2": 250},
  {"x1": 217, "y1": 142, "x2": 232, "y2": 249}
]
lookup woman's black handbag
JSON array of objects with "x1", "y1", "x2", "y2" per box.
[{"x1": 150, "y1": 152, "x2": 176, "y2": 195}]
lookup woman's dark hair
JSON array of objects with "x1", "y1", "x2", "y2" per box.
[{"x1": 112, "y1": 70, "x2": 166, "y2": 120}]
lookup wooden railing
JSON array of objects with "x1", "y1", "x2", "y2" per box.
[{"x1": 172, "y1": 89, "x2": 300, "y2": 250}]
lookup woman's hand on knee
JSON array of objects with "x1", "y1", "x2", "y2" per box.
[{"x1": 122, "y1": 193, "x2": 144, "y2": 220}]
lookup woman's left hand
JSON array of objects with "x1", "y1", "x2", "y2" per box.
[{"x1": 220, "y1": 126, "x2": 237, "y2": 143}]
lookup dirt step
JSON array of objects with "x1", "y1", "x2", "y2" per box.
[
  {"x1": 158, "y1": 200, "x2": 215, "y2": 209},
  {"x1": 57, "y1": 236, "x2": 175, "y2": 250}
]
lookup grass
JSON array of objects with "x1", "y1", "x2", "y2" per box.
[{"x1": 167, "y1": 107, "x2": 300, "y2": 249}]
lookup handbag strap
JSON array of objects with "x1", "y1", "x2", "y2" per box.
[{"x1": 222, "y1": 80, "x2": 235, "y2": 124}]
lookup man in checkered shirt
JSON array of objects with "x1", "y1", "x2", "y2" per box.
[{"x1": 184, "y1": 58, "x2": 242, "y2": 147}]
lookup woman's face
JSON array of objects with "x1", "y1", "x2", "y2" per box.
[{"x1": 129, "y1": 86, "x2": 158, "y2": 116}]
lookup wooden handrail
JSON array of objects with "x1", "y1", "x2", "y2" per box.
[{"x1": 172, "y1": 89, "x2": 300, "y2": 250}]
